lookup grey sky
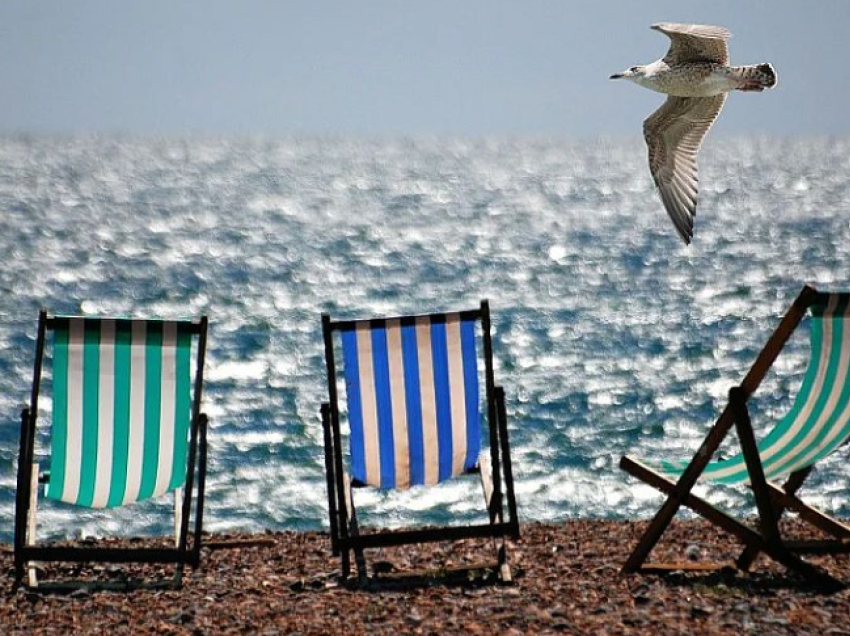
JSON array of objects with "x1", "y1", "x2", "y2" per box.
[{"x1": 2, "y1": 0, "x2": 849, "y2": 137}]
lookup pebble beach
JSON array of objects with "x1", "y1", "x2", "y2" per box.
[{"x1": 4, "y1": 519, "x2": 850, "y2": 635}]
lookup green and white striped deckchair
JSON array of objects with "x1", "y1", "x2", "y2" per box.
[
  {"x1": 621, "y1": 286, "x2": 850, "y2": 591},
  {"x1": 13, "y1": 312, "x2": 210, "y2": 590}
]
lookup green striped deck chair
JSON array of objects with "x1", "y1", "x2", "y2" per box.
[
  {"x1": 320, "y1": 301, "x2": 519, "y2": 584},
  {"x1": 621, "y1": 285, "x2": 850, "y2": 591},
  {"x1": 13, "y1": 312, "x2": 209, "y2": 590}
]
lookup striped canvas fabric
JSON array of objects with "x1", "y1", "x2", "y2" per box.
[
  {"x1": 660, "y1": 294, "x2": 850, "y2": 485},
  {"x1": 46, "y1": 318, "x2": 194, "y2": 508},
  {"x1": 341, "y1": 314, "x2": 481, "y2": 490}
]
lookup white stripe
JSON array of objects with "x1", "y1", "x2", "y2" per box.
[
  {"x1": 385, "y1": 320, "x2": 410, "y2": 489},
  {"x1": 415, "y1": 317, "x2": 440, "y2": 485},
  {"x1": 153, "y1": 323, "x2": 178, "y2": 498},
  {"x1": 445, "y1": 315, "x2": 468, "y2": 477},
  {"x1": 61, "y1": 319, "x2": 85, "y2": 504},
  {"x1": 91, "y1": 320, "x2": 116, "y2": 508},
  {"x1": 355, "y1": 323, "x2": 381, "y2": 486},
  {"x1": 706, "y1": 296, "x2": 838, "y2": 481},
  {"x1": 123, "y1": 321, "x2": 147, "y2": 504},
  {"x1": 767, "y1": 306, "x2": 850, "y2": 477},
  {"x1": 751, "y1": 295, "x2": 837, "y2": 471}
]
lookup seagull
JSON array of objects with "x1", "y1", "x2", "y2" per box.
[{"x1": 611, "y1": 23, "x2": 777, "y2": 244}]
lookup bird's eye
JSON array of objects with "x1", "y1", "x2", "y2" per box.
[{"x1": 630, "y1": 66, "x2": 639, "y2": 72}]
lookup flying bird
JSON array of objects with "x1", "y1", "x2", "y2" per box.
[{"x1": 611, "y1": 23, "x2": 777, "y2": 244}]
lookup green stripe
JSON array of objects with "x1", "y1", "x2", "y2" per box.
[
  {"x1": 767, "y1": 299, "x2": 850, "y2": 476},
  {"x1": 794, "y1": 305, "x2": 850, "y2": 464},
  {"x1": 697, "y1": 310, "x2": 829, "y2": 484},
  {"x1": 47, "y1": 327, "x2": 70, "y2": 501},
  {"x1": 659, "y1": 305, "x2": 828, "y2": 484},
  {"x1": 753, "y1": 315, "x2": 825, "y2": 450},
  {"x1": 761, "y1": 305, "x2": 845, "y2": 478},
  {"x1": 76, "y1": 320, "x2": 101, "y2": 507},
  {"x1": 138, "y1": 323, "x2": 163, "y2": 500},
  {"x1": 169, "y1": 328, "x2": 192, "y2": 491},
  {"x1": 107, "y1": 322, "x2": 132, "y2": 508}
]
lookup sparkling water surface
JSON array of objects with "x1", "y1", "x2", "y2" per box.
[{"x1": 1, "y1": 135, "x2": 849, "y2": 542}]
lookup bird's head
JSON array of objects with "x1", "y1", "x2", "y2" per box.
[{"x1": 610, "y1": 66, "x2": 646, "y2": 81}]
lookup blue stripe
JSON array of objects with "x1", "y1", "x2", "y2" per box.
[
  {"x1": 461, "y1": 319, "x2": 481, "y2": 470},
  {"x1": 371, "y1": 328, "x2": 396, "y2": 488},
  {"x1": 341, "y1": 330, "x2": 367, "y2": 484},
  {"x1": 401, "y1": 323, "x2": 425, "y2": 486},
  {"x1": 430, "y1": 321, "x2": 453, "y2": 481}
]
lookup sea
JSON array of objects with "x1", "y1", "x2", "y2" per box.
[{"x1": 1, "y1": 134, "x2": 849, "y2": 543}]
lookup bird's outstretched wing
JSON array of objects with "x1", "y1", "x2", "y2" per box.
[
  {"x1": 643, "y1": 94, "x2": 726, "y2": 244},
  {"x1": 652, "y1": 23, "x2": 730, "y2": 65}
]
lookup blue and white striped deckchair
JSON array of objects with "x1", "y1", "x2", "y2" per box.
[
  {"x1": 321, "y1": 301, "x2": 519, "y2": 583},
  {"x1": 621, "y1": 286, "x2": 850, "y2": 591},
  {"x1": 13, "y1": 313, "x2": 209, "y2": 590}
]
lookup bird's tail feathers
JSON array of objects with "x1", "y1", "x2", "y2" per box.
[{"x1": 733, "y1": 63, "x2": 777, "y2": 91}]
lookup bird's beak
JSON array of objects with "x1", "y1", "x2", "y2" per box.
[{"x1": 610, "y1": 73, "x2": 624, "y2": 80}]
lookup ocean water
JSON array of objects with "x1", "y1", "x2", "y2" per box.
[{"x1": 1, "y1": 134, "x2": 849, "y2": 543}]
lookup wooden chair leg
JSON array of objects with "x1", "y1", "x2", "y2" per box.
[
  {"x1": 320, "y1": 405, "x2": 340, "y2": 556},
  {"x1": 478, "y1": 452, "x2": 496, "y2": 523},
  {"x1": 27, "y1": 463, "x2": 39, "y2": 588},
  {"x1": 173, "y1": 483, "x2": 188, "y2": 588},
  {"x1": 174, "y1": 487, "x2": 183, "y2": 548},
  {"x1": 621, "y1": 399, "x2": 738, "y2": 573},
  {"x1": 622, "y1": 454, "x2": 844, "y2": 589},
  {"x1": 173, "y1": 564, "x2": 184, "y2": 588},
  {"x1": 497, "y1": 542, "x2": 512, "y2": 583},
  {"x1": 479, "y1": 450, "x2": 512, "y2": 581},
  {"x1": 192, "y1": 414, "x2": 208, "y2": 567},
  {"x1": 495, "y1": 386, "x2": 520, "y2": 538},
  {"x1": 730, "y1": 388, "x2": 782, "y2": 546},
  {"x1": 14, "y1": 408, "x2": 35, "y2": 590},
  {"x1": 738, "y1": 473, "x2": 850, "y2": 569},
  {"x1": 730, "y1": 389, "x2": 843, "y2": 591},
  {"x1": 341, "y1": 548, "x2": 351, "y2": 579},
  {"x1": 341, "y1": 474, "x2": 367, "y2": 583},
  {"x1": 737, "y1": 467, "x2": 810, "y2": 570},
  {"x1": 353, "y1": 536, "x2": 367, "y2": 585}
]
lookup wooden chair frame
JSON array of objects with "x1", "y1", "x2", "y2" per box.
[
  {"x1": 621, "y1": 285, "x2": 850, "y2": 591},
  {"x1": 12, "y1": 312, "x2": 210, "y2": 590},
  {"x1": 320, "y1": 300, "x2": 520, "y2": 583}
]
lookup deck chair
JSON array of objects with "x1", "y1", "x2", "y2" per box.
[
  {"x1": 13, "y1": 312, "x2": 209, "y2": 590},
  {"x1": 621, "y1": 285, "x2": 850, "y2": 591},
  {"x1": 320, "y1": 301, "x2": 519, "y2": 584}
]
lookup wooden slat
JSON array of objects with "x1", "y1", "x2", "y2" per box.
[
  {"x1": 620, "y1": 456, "x2": 765, "y2": 547},
  {"x1": 20, "y1": 545, "x2": 191, "y2": 564},
  {"x1": 621, "y1": 456, "x2": 845, "y2": 590},
  {"x1": 341, "y1": 521, "x2": 516, "y2": 551},
  {"x1": 768, "y1": 483, "x2": 850, "y2": 538},
  {"x1": 737, "y1": 466, "x2": 812, "y2": 570}
]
